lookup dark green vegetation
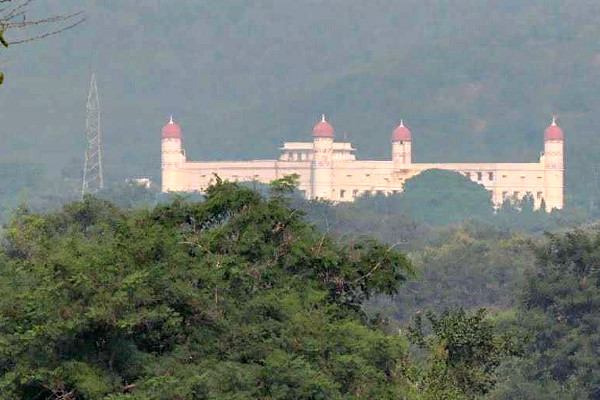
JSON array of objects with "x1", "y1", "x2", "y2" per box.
[
  {"x1": 0, "y1": 180, "x2": 519, "y2": 399},
  {"x1": 409, "y1": 308, "x2": 522, "y2": 399},
  {"x1": 3, "y1": 177, "x2": 600, "y2": 398},
  {"x1": 488, "y1": 229, "x2": 600, "y2": 399},
  {"x1": 353, "y1": 169, "x2": 494, "y2": 226},
  {"x1": 306, "y1": 169, "x2": 585, "y2": 243},
  {"x1": 4, "y1": 0, "x2": 600, "y2": 216}
]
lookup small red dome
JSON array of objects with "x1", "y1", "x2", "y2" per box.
[
  {"x1": 162, "y1": 116, "x2": 182, "y2": 139},
  {"x1": 313, "y1": 114, "x2": 335, "y2": 138},
  {"x1": 544, "y1": 117, "x2": 564, "y2": 141},
  {"x1": 392, "y1": 120, "x2": 411, "y2": 142}
]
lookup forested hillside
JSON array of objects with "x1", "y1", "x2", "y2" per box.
[{"x1": 3, "y1": 0, "x2": 600, "y2": 213}]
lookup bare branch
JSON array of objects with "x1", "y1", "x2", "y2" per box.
[
  {"x1": 0, "y1": 0, "x2": 84, "y2": 84},
  {"x1": 9, "y1": 14, "x2": 85, "y2": 45},
  {"x1": 0, "y1": 0, "x2": 85, "y2": 46},
  {"x1": 1, "y1": 0, "x2": 34, "y2": 21}
]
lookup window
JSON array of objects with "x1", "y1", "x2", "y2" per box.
[
  {"x1": 477, "y1": 172, "x2": 483, "y2": 181},
  {"x1": 465, "y1": 172, "x2": 471, "y2": 179},
  {"x1": 376, "y1": 190, "x2": 383, "y2": 196},
  {"x1": 502, "y1": 191, "x2": 508, "y2": 199},
  {"x1": 352, "y1": 189, "x2": 359, "y2": 198},
  {"x1": 502, "y1": 174, "x2": 507, "y2": 178},
  {"x1": 488, "y1": 172, "x2": 494, "y2": 181},
  {"x1": 514, "y1": 191, "x2": 520, "y2": 198},
  {"x1": 340, "y1": 189, "x2": 346, "y2": 199},
  {"x1": 537, "y1": 191, "x2": 543, "y2": 200}
]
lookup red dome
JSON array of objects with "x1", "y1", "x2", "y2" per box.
[
  {"x1": 162, "y1": 116, "x2": 182, "y2": 139},
  {"x1": 392, "y1": 120, "x2": 411, "y2": 142},
  {"x1": 313, "y1": 114, "x2": 335, "y2": 138},
  {"x1": 544, "y1": 117, "x2": 564, "y2": 141}
]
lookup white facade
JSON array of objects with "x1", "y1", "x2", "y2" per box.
[{"x1": 161, "y1": 116, "x2": 565, "y2": 210}]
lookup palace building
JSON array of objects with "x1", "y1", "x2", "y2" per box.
[{"x1": 161, "y1": 115, "x2": 564, "y2": 210}]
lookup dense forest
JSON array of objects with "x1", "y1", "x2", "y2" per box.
[{"x1": 1, "y1": 174, "x2": 600, "y2": 399}]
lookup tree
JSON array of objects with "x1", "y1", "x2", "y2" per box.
[
  {"x1": 407, "y1": 308, "x2": 522, "y2": 399},
  {"x1": 390, "y1": 224, "x2": 536, "y2": 323},
  {"x1": 488, "y1": 228, "x2": 600, "y2": 399},
  {"x1": 0, "y1": 0, "x2": 84, "y2": 84},
  {"x1": 354, "y1": 169, "x2": 494, "y2": 226},
  {"x1": 0, "y1": 180, "x2": 415, "y2": 399}
]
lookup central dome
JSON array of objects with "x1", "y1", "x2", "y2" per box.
[{"x1": 312, "y1": 114, "x2": 335, "y2": 138}]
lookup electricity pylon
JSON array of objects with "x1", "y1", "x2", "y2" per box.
[{"x1": 81, "y1": 73, "x2": 104, "y2": 198}]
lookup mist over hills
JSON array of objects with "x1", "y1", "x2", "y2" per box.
[{"x1": 3, "y1": 0, "x2": 600, "y2": 209}]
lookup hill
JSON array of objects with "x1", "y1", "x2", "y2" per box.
[{"x1": 2, "y1": 0, "x2": 600, "y2": 211}]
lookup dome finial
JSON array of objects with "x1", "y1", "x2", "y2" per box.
[
  {"x1": 400, "y1": 118, "x2": 404, "y2": 127},
  {"x1": 313, "y1": 114, "x2": 335, "y2": 137},
  {"x1": 169, "y1": 115, "x2": 174, "y2": 125},
  {"x1": 551, "y1": 114, "x2": 557, "y2": 126}
]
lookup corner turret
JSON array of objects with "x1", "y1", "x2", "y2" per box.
[
  {"x1": 392, "y1": 119, "x2": 412, "y2": 166},
  {"x1": 161, "y1": 116, "x2": 186, "y2": 192},
  {"x1": 543, "y1": 115, "x2": 564, "y2": 210},
  {"x1": 311, "y1": 114, "x2": 334, "y2": 199}
]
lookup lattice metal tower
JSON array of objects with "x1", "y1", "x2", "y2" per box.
[{"x1": 81, "y1": 74, "x2": 104, "y2": 198}]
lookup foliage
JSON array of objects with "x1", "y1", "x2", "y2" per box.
[
  {"x1": 390, "y1": 224, "x2": 536, "y2": 323},
  {"x1": 336, "y1": 169, "x2": 587, "y2": 234},
  {"x1": 0, "y1": 180, "x2": 415, "y2": 399},
  {"x1": 353, "y1": 169, "x2": 494, "y2": 226},
  {"x1": 94, "y1": 182, "x2": 161, "y2": 209},
  {"x1": 407, "y1": 308, "x2": 522, "y2": 399},
  {"x1": 269, "y1": 173, "x2": 300, "y2": 200},
  {"x1": 486, "y1": 228, "x2": 600, "y2": 399}
]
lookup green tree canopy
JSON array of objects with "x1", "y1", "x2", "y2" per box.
[
  {"x1": 488, "y1": 228, "x2": 600, "y2": 399},
  {"x1": 407, "y1": 308, "x2": 522, "y2": 399},
  {"x1": 0, "y1": 180, "x2": 415, "y2": 399},
  {"x1": 354, "y1": 169, "x2": 494, "y2": 226}
]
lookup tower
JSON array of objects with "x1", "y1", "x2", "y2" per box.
[
  {"x1": 543, "y1": 115, "x2": 564, "y2": 210},
  {"x1": 161, "y1": 116, "x2": 185, "y2": 192},
  {"x1": 311, "y1": 114, "x2": 334, "y2": 199},
  {"x1": 81, "y1": 74, "x2": 103, "y2": 198},
  {"x1": 391, "y1": 119, "x2": 412, "y2": 166}
]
